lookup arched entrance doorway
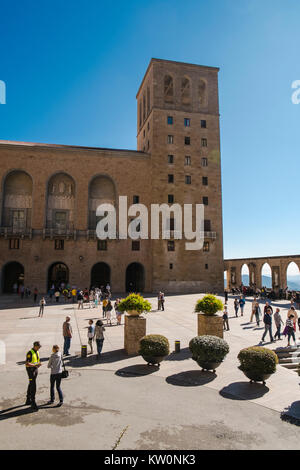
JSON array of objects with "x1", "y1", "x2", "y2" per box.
[
  {"x1": 48, "y1": 263, "x2": 69, "y2": 290},
  {"x1": 2, "y1": 262, "x2": 24, "y2": 293},
  {"x1": 126, "y1": 263, "x2": 145, "y2": 292},
  {"x1": 91, "y1": 263, "x2": 110, "y2": 289}
]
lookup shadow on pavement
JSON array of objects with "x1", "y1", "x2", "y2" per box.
[
  {"x1": 281, "y1": 400, "x2": 300, "y2": 426},
  {"x1": 219, "y1": 381, "x2": 269, "y2": 400},
  {"x1": 166, "y1": 370, "x2": 216, "y2": 387},
  {"x1": 0, "y1": 406, "x2": 38, "y2": 421},
  {"x1": 65, "y1": 349, "x2": 133, "y2": 367},
  {"x1": 165, "y1": 348, "x2": 191, "y2": 362},
  {"x1": 115, "y1": 364, "x2": 159, "y2": 377}
]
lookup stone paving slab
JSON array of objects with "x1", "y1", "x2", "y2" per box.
[{"x1": 1, "y1": 293, "x2": 300, "y2": 449}]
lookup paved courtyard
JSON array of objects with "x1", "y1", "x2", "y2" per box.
[{"x1": 1, "y1": 293, "x2": 300, "y2": 450}]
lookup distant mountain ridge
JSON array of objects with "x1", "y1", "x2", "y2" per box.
[{"x1": 241, "y1": 274, "x2": 300, "y2": 290}]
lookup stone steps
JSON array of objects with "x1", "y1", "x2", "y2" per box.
[{"x1": 274, "y1": 346, "x2": 300, "y2": 373}]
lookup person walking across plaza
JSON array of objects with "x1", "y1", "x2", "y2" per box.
[
  {"x1": 87, "y1": 320, "x2": 95, "y2": 354},
  {"x1": 63, "y1": 316, "x2": 72, "y2": 356},
  {"x1": 38, "y1": 297, "x2": 46, "y2": 317},
  {"x1": 25, "y1": 341, "x2": 42, "y2": 410},
  {"x1": 47, "y1": 345, "x2": 63, "y2": 406},
  {"x1": 250, "y1": 297, "x2": 257, "y2": 322},
  {"x1": 261, "y1": 308, "x2": 274, "y2": 343},
  {"x1": 253, "y1": 302, "x2": 261, "y2": 326},
  {"x1": 224, "y1": 289, "x2": 228, "y2": 304},
  {"x1": 77, "y1": 290, "x2": 84, "y2": 309},
  {"x1": 157, "y1": 292, "x2": 162, "y2": 311},
  {"x1": 160, "y1": 292, "x2": 165, "y2": 311},
  {"x1": 274, "y1": 308, "x2": 284, "y2": 340},
  {"x1": 285, "y1": 315, "x2": 297, "y2": 347},
  {"x1": 95, "y1": 320, "x2": 105, "y2": 360},
  {"x1": 102, "y1": 296, "x2": 108, "y2": 318},
  {"x1": 287, "y1": 306, "x2": 298, "y2": 332},
  {"x1": 106, "y1": 300, "x2": 113, "y2": 325},
  {"x1": 223, "y1": 305, "x2": 229, "y2": 331},
  {"x1": 239, "y1": 295, "x2": 245, "y2": 316},
  {"x1": 234, "y1": 298, "x2": 239, "y2": 317}
]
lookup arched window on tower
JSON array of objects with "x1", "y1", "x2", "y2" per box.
[
  {"x1": 147, "y1": 86, "x2": 150, "y2": 115},
  {"x1": 199, "y1": 79, "x2": 207, "y2": 106},
  {"x1": 181, "y1": 76, "x2": 191, "y2": 105},
  {"x1": 139, "y1": 100, "x2": 142, "y2": 128},
  {"x1": 164, "y1": 75, "x2": 174, "y2": 103},
  {"x1": 143, "y1": 93, "x2": 146, "y2": 122}
]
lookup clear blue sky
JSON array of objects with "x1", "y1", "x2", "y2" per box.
[{"x1": 1, "y1": 0, "x2": 300, "y2": 263}]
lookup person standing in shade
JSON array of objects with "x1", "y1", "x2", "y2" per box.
[
  {"x1": 261, "y1": 308, "x2": 274, "y2": 343},
  {"x1": 239, "y1": 295, "x2": 245, "y2": 316},
  {"x1": 234, "y1": 298, "x2": 239, "y2": 317},
  {"x1": 274, "y1": 308, "x2": 284, "y2": 340},
  {"x1": 63, "y1": 317, "x2": 72, "y2": 356},
  {"x1": 95, "y1": 320, "x2": 105, "y2": 360},
  {"x1": 25, "y1": 341, "x2": 42, "y2": 410},
  {"x1": 223, "y1": 305, "x2": 229, "y2": 331},
  {"x1": 47, "y1": 345, "x2": 63, "y2": 406},
  {"x1": 33, "y1": 287, "x2": 38, "y2": 303},
  {"x1": 224, "y1": 290, "x2": 228, "y2": 304},
  {"x1": 55, "y1": 290, "x2": 60, "y2": 303},
  {"x1": 38, "y1": 297, "x2": 46, "y2": 317}
]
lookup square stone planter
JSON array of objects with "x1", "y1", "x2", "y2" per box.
[
  {"x1": 197, "y1": 313, "x2": 223, "y2": 339},
  {"x1": 124, "y1": 315, "x2": 146, "y2": 355}
]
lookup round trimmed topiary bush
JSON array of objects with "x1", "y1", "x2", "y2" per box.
[
  {"x1": 139, "y1": 334, "x2": 170, "y2": 367},
  {"x1": 118, "y1": 293, "x2": 152, "y2": 316},
  {"x1": 189, "y1": 335, "x2": 229, "y2": 372},
  {"x1": 195, "y1": 295, "x2": 224, "y2": 316},
  {"x1": 238, "y1": 346, "x2": 278, "y2": 384}
]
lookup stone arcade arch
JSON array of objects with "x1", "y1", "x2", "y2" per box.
[
  {"x1": 2, "y1": 261, "x2": 24, "y2": 293},
  {"x1": 286, "y1": 262, "x2": 300, "y2": 291},
  {"x1": 88, "y1": 175, "x2": 116, "y2": 230},
  {"x1": 46, "y1": 173, "x2": 75, "y2": 231},
  {"x1": 1, "y1": 170, "x2": 33, "y2": 231},
  {"x1": 125, "y1": 263, "x2": 145, "y2": 293},
  {"x1": 48, "y1": 262, "x2": 69, "y2": 290},
  {"x1": 261, "y1": 263, "x2": 272, "y2": 288},
  {"x1": 90, "y1": 262, "x2": 111, "y2": 289},
  {"x1": 241, "y1": 264, "x2": 249, "y2": 286}
]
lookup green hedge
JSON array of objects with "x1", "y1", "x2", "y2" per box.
[
  {"x1": 189, "y1": 335, "x2": 229, "y2": 363},
  {"x1": 238, "y1": 347, "x2": 278, "y2": 375},
  {"x1": 139, "y1": 335, "x2": 170, "y2": 357},
  {"x1": 194, "y1": 295, "x2": 224, "y2": 316},
  {"x1": 118, "y1": 293, "x2": 152, "y2": 313}
]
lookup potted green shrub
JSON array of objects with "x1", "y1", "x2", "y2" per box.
[
  {"x1": 195, "y1": 295, "x2": 224, "y2": 338},
  {"x1": 189, "y1": 335, "x2": 229, "y2": 372},
  {"x1": 238, "y1": 347, "x2": 278, "y2": 385},
  {"x1": 139, "y1": 334, "x2": 170, "y2": 367},
  {"x1": 118, "y1": 293, "x2": 152, "y2": 317}
]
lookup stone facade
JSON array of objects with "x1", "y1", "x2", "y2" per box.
[{"x1": 0, "y1": 58, "x2": 224, "y2": 294}]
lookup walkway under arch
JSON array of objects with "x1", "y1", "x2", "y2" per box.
[
  {"x1": 91, "y1": 262, "x2": 110, "y2": 289},
  {"x1": 125, "y1": 262, "x2": 145, "y2": 293},
  {"x1": 2, "y1": 261, "x2": 24, "y2": 293}
]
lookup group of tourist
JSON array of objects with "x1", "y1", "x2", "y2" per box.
[{"x1": 224, "y1": 293, "x2": 300, "y2": 347}]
